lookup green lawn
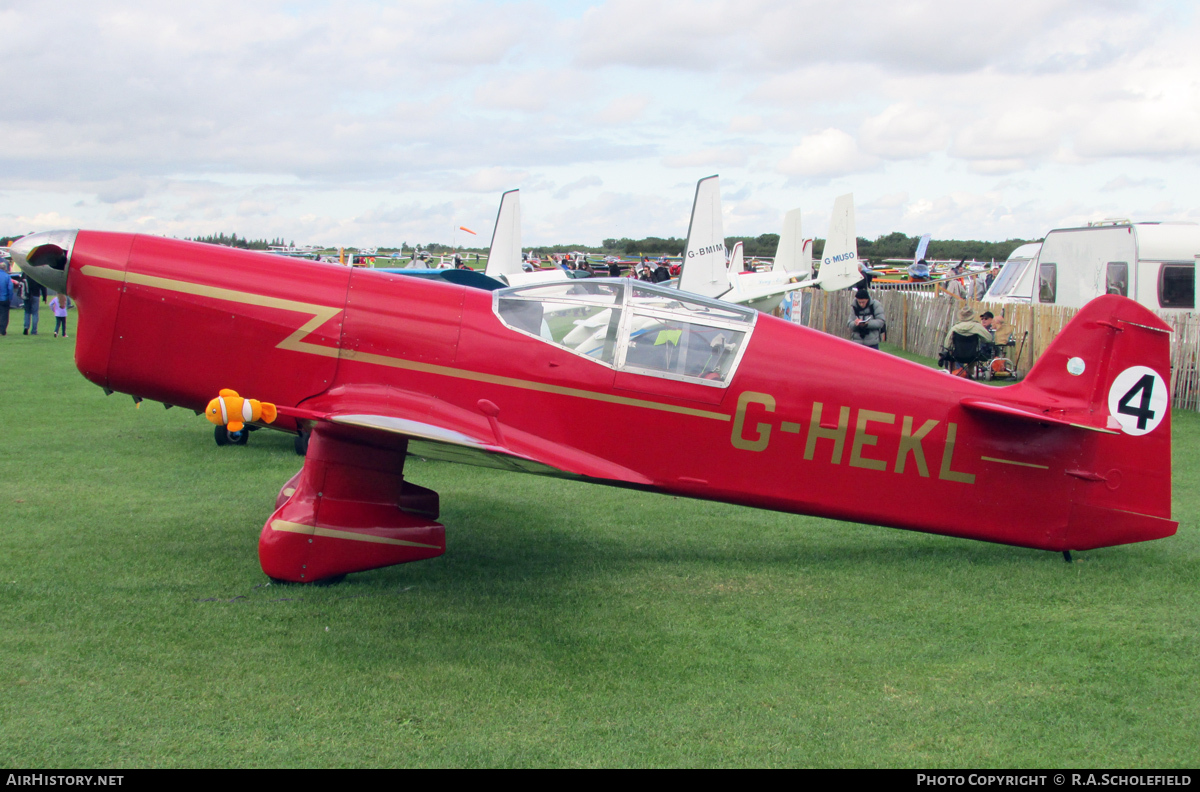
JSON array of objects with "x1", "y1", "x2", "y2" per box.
[{"x1": 1, "y1": 310, "x2": 1198, "y2": 767}]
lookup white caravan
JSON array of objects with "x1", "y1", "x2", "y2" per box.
[
  {"x1": 985, "y1": 221, "x2": 1198, "y2": 312},
  {"x1": 983, "y1": 242, "x2": 1042, "y2": 303}
]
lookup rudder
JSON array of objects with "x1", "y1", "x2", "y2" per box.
[{"x1": 1013, "y1": 295, "x2": 1175, "y2": 548}]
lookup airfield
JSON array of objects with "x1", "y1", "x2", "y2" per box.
[{"x1": 1, "y1": 309, "x2": 1197, "y2": 767}]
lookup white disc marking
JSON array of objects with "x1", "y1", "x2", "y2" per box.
[{"x1": 1107, "y1": 366, "x2": 1168, "y2": 436}]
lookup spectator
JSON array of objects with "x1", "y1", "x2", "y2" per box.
[
  {"x1": 854, "y1": 259, "x2": 877, "y2": 290},
  {"x1": 941, "y1": 305, "x2": 993, "y2": 360},
  {"x1": 945, "y1": 263, "x2": 967, "y2": 299},
  {"x1": 0, "y1": 263, "x2": 12, "y2": 336},
  {"x1": 847, "y1": 288, "x2": 886, "y2": 350},
  {"x1": 23, "y1": 274, "x2": 44, "y2": 335},
  {"x1": 50, "y1": 292, "x2": 69, "y2": 338}
]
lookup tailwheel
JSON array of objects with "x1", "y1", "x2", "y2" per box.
[{"x1": 214, "y1": 425, "x2": 249, "y2": 446}]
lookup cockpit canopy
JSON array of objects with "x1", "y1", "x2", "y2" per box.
[{"x1": 494, "y1": 279, "x2": 756, "y2": 387}]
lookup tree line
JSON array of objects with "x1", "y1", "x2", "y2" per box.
[
  {"x1": 3, "y1": 231, "x2": 1035, "y2": 263},
  {"x1": 188, "y1": 233, "x2": 295, "y2": 250},
  {"x1": 601, "y1": 233, "x2": 1036, "y2": 262}
]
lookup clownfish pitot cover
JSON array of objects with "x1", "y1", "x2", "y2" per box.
[{"x1": 204, "y1": 389, "x2": 278, "y2": 432}]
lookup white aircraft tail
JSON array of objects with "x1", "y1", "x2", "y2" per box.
[
  {"x1": 814, "y1": 193, "x2": 861, "y2": 292},
  {"x1": 485, "y1": 189, "x2": 522, "y2": 279},
  {"x1": 914, "y1": 233, "x2": 931, "y2": 263},
  {"x1": 725, "y1": 241, "x2": 746, "y2": 296},
  {"x1": 774, "y1": 208, "x2": 812, "y2": 278},
  {"x1": 677, "y1": 175, "x2": 728, "y2": 300}
]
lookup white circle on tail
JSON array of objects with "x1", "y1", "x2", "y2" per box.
[
  {"x1": 1067, "y1": 357, "x2": 1086, "y2": 376},
  {"x1": 1108, "y1": 366, "x2": 1168, "y2": 436}
]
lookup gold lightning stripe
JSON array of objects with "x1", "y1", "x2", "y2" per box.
[
  {"x1": 81, "y1": 265, "x2": 343, "y2": 358},
  {"x1": 80, "y1": 264, "x2": 730, "y2": 422},
  {"x1": 341, "y1": 349, "x2": 731, "y2": 421},
  {"x1": 271, "y1": 519, "x2": 442, "y2": 549},
  {"x1": 980, "y1": 456, "x2": 1050, "y2": 470}
]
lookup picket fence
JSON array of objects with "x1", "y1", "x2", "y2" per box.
[{"x1": 793, "y1": 289, "x2": 1200, "y2": 412}]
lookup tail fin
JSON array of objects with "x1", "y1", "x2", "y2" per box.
[
  {"x1": 814, "y1": 193, "x2": 861, "y2": 291},
  {"x1": 725, "y1": 241, "x2": 745, "y2": 296},
  {"x1": 485, "y1": 189, "x2": 522, "y2": 279},
  {"x1": 774, "y1": 209, "x2": 809, "y2": 278},
  {"x1": 1011, "y1": 295, "x2": 1175, "y2": 548},
  {"x1": 913, "y1": 233, "x2": 931, "y2": 263},
  {"x1": 678, "y1": 175, "x2": 728, "y2": 299}
]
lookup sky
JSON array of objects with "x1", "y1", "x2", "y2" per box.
[{"x1": 2, "y1": 0, "x2": 1198, "y2": 248}]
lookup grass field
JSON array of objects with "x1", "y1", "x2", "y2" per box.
[{"x1": 2, "y1": 308, "x2": 1198, "y2": 768}]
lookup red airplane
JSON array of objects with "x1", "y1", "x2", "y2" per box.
[{"x1": 11, "y1": 230, "x2": 1176, "y2": 582}]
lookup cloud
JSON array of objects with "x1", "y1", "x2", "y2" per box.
[
  {"x1": 554, "y1": 176, "x2": 603, "y2": 200},
  {"x1": 1101, "y1": 175, "x2": 1166, "y2": 192},
  {"x1": 776, "y1": 129, "x2": 877, "y2": 181},
  {"x1": 573, "y1": 0, "x2": 1132, "y2": 75},
  {"x1": 727, "y1": 116, "x2": 765, "y2": 134},
  {"x1": 661, "y1": 147, "x2": 749, "y2": 169},
  {"x1": 593, "y1": 95, "x2": 651, "y2": 125},
  {"x1": 473, "y1": 69, "x2": 594, "y2": 113},
  {"x1": 859, "y1": 104, "x2": 948, "y2": 160},
  {"x1": 455, "y1": 167, "x2": 531, "y2": 193}
]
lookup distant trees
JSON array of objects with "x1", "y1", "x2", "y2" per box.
[
  {"x1": 173, "y1": 231, "x2": 1035, "y2": 263},
  {"x1": 856, "y1": 233, "x2": 1036, "y2": 263},
  {"x1": 188, "y1": 233, "x2": 296, "y2": 250},
  {"x1": 595, "y1": 232, "x2": 1035, "y2": 261}
]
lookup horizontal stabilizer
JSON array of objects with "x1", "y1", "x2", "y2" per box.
[{"x1": 959, "y1": 397, "x2": 1118, "y2": 434}]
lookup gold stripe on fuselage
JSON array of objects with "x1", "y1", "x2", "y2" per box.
[{"x1": 79, "y1": 265, "x2": 731, "y2": 422}]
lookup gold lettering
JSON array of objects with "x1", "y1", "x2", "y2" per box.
[
  {"x1": 938, "y1": 422, "x2": 975, "y2": 484},
  {"x1": 895, "y1": 417, "x2": 939, "y2": 476},
  {"x1": 804, "y1": 402, "x2": 850, "y2": 464},
  {"x1": 849, "y1": 410, "x2": 895, "y2": 471},
  {"x1": 731, "y1": 391, "x2": 776, "y2": 452}
]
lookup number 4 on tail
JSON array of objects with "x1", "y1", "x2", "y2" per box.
[{"x1": 1108, "y1": 366, "x2": 1168, "y2": 436}]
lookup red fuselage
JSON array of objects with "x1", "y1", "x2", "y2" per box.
[{"x1": 62, "y1": 231, "x2": 1175, "y2": 556}]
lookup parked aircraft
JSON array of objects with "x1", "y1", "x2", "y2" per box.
[
  {"x1": 10, "y1": 229, "x2": 1176, "y2": 582},
  {"x1": 483, "y1": 190, "x2": 568, "y2": 287},
  {"x1": 677, "y1": 178, "x2": 861, "y2": 312}
]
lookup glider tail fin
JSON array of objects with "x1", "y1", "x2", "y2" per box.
[
  {"x1": 485, "y1": 189, "x2": 522, "y2": 278},
  {"x1": 678, "y1": 175, "x2": 728, "y2": 299},
  {"x1": 814, "y1": 193, "x2": 861, "y2": 292},
  {"x1": 1011, "y1": 294, "x2": 1176, "y2": 548},
  {"x1": 774, "y1": 209, "x2": 809, "y2": 278},
  {"x1": 913, "y1": 233, "x2": 931, "y2": 264}
]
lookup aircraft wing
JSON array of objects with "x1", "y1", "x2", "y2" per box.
[{"x1": 277, "y1": 395, "x2": 654, "y2": 485}]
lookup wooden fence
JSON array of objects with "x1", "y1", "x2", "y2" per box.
[{"x1": 793, "y1": 289, "x2": 1200, "y2": 411}]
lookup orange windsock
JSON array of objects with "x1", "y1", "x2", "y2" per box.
[{"x1": 459, "y1": 226, "x2": 477, "y2": 235}]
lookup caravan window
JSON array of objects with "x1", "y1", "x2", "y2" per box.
[
  {"x1": 987, "y1": 258, "x2": 1030, "y2": 299},
  {"x1": 1038, "y1": 263, "x2": 1057, "y2": 303},
  {"x1": 1159, "y1": 263, "x2": 1195, "y2": 309},
  {"x1": 1106, "y1": 262, "x2": 1129, "y2": 296}
]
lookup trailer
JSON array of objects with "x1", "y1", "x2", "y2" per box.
[
  {"x1": 984, "y1": 221, "x2": 1198, "y2": 313},
  {"x1": 984, "y1": 242, "x2": 1041, "y2": 303}
]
